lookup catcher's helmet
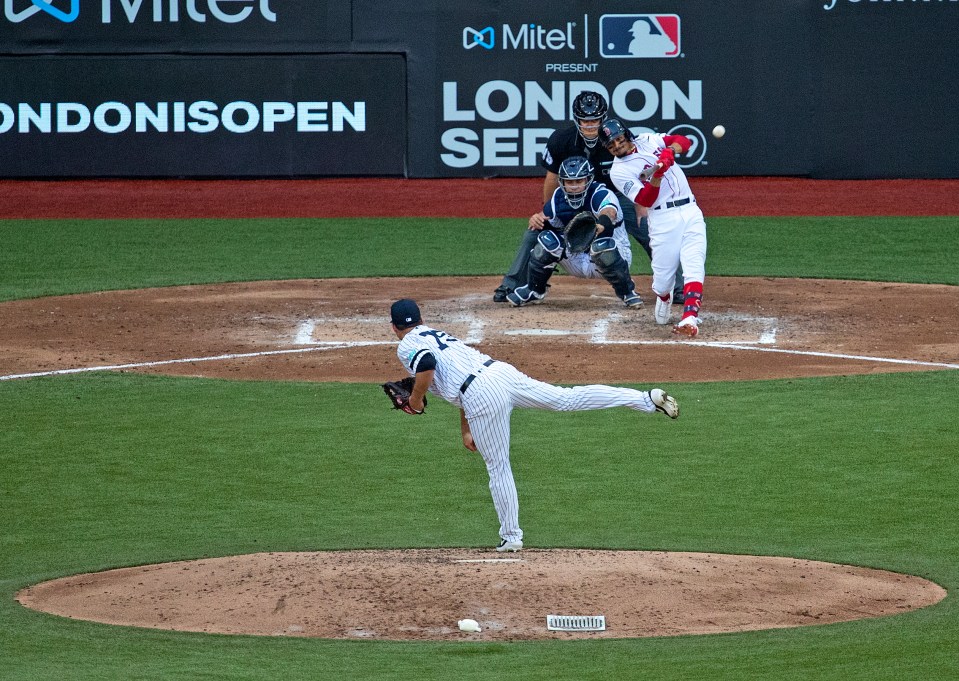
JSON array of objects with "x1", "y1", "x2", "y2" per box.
[
  {"x1": 571, "y1": 91, "x2": 608, "y2": 122},
  {"x1": 598, "y1": 118, "x2": 634, "y2": 148},
  {"x1": 558, "y1": 156, "x2": 594, "y2": 209}
]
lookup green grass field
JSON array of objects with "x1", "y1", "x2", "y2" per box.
[
  {"x1": 1, "y1": 216, "x2": 956, "y2": 301},
  {"x1": 1, "y1": 215, "x2": 958, "y2": 680}
]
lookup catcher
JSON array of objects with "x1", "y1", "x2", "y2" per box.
[{"x1": 506, "y1": 155, "x2": 642, "y2": 308}]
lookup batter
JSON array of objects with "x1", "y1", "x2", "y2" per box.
[
  {"x1": 390, "y1": 298, "x2": 679, "y2": 552},
  {"x1": 601, "y1": 119, "x2": 708, "y2": 337}
]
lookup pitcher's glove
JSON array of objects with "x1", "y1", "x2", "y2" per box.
[
  {"x1": 563, "y1": 211, "x2": 598, "y2": 255},
  {"x1": 382, "y1": 377, "x2": 426, "y2": 415}
]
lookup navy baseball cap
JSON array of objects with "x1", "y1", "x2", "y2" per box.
[{"x1": 390, "y1": 299, "x2": 422, "y2": 329}]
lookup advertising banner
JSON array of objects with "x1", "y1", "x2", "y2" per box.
[
  {"x1": 0, "y1": 0, "x2": 351, "y2": 52},
  {"x1": 812, "y1": 0, "x2": 959, "y2": 178},
  {"x1": 0, "y1": 54, "x2": 406, "y2": 177},
  {"x1": 357, "y1": 0, "x2": 957, "y2": 179},
  {"x1": 2, "y1": 0, "x2": 957, "y2": 178},
  {"x1": 357, "y1": 1, "x2": 816, "y2": 178}
]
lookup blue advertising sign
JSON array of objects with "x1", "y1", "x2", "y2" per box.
[{"x1": 0, "y1": 54, "x2": 406, "y2": 177}]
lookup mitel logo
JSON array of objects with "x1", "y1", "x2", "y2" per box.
[
  {"x1": 463, "y1": 26, "x2": 495, "y2": 50},
  {"x1": 5, "y1": 0, "x2": 277, "y2": 24},
  {"x1": 462, "y1": 22, "x2": 576, "y2": 51},
  {"x1": 600, "y1": 14, "x2": 681, "y2": 58},
  {"x1": 5, "y1": 0, "x2": 79, "y2": 23}
]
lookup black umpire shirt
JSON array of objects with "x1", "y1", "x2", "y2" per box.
[{"x1": 541, "y1": 126, "x2": 617, "y2": 191}]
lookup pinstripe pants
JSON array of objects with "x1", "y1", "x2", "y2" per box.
[{"x1": 460, "y1": 362, "x2": 657, "y2": 543}]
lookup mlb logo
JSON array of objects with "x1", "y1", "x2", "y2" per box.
[{"x1": 599, "y1": 14, "x2": 681, "y2": 58}]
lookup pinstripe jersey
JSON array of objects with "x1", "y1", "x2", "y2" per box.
[
  {"x1": 394, "y1": 323, "x2": 663, "y2": 547},
  {"x1": 396, "y1": 325, "x2": 493, "y2": 408}
]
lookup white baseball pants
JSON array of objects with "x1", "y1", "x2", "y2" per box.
[
  {"x1": 559, "y1": 226, "x2": 633, "y2": 279},
  {"x1": 460, "y1": 362, "x2": 657, "y2": 543},
  {"x1": 648, "y1": 202, "x2": 707, "y2": 296}
]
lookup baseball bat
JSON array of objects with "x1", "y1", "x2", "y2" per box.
[{"x1": 640, "y1": 163, "x2": 664, "y2": 182}]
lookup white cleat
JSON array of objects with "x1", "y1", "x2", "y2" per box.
[
  {"x1": 650, "y1": 389, "x2": 679, "y2": 419},
  {"x1": 654, "y1": 293, "x2": 673, "y2": 325},
  {"x1": 496, "y1": 539, "x2": 523, "y2": 553},
  {"x1": 672, "y1": 316, "x2": 700, "y2": 338}
]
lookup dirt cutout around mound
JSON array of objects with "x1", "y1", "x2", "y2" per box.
[{"x1": 17, "y1": 550, "x2": 946, "y2": 641}]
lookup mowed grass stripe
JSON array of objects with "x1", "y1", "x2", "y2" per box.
[{"x1": 1, "y1": 216, "x2": 957, "y2": 300}]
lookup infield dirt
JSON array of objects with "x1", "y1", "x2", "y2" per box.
[{"x1": 1, "y1": 275, "x2": 955, "y2": 384}]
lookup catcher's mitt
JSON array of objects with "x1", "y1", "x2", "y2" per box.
[
  {"x1": 382, "y1": 377, "x2": 427, "y2": 415},
  {"x1": 563, "y1": 211, "x2": 598, "y2": 255}
]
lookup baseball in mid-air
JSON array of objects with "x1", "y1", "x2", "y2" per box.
[{"x1": 712, "y1": 125, "x2": 726, "y2": 139}]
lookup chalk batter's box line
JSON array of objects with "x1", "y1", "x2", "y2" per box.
[{"x1": 2, "y1": 341, "x2": 956, "y2": 381}]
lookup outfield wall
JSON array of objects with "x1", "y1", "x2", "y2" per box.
[{"x1": 1, "y1": 0, "x2": 956, "y2": 179}]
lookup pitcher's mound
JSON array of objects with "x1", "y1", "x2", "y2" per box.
[{"x1": 16, "y1": 549, "x2": 945, "y2": 640}]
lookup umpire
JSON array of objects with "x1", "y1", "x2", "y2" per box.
[{"x1": 492, "y1": 91, "x2": 684, "y2": 305}]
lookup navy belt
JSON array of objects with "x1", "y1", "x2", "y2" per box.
[
  {"x1": 460, "y1": 359, "x2": 496, "y2": 394},
  {"x1": 653, "y1": 197, "x2": 694, "y2": 210}
]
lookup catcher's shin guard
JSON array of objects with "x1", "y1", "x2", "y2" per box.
[
  {"x1": 590, "y1": 237, "x2": 635, "y2": 299},
  {"x1": 527, "y1": 230, "x2": 564, "y2": 294}
]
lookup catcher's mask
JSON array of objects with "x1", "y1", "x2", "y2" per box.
[
  {"x1": 598, "y1": 118, "x2": 634, "y2": 153},
  {"x1": 558, "y1": 156, "x2": 594, "y2": 209},
  {"x1": 571, "y1": 91, "x2": 608, "y2": 148},
  {"x1": 390, "y1": 298, "x2": 421, "y2": 329}
]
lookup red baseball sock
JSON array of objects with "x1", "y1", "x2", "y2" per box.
[{"x1": 681, "y1": 281, "x2": 703, "y2": 320}]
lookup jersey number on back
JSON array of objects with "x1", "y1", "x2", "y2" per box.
[{"x1": 418, "y1": 330, "x2": 458, "y2": 350}]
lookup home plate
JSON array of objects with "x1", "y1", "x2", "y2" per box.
[{"x1": 503, "y1": 329, "x2": 579, "y2": 336}]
